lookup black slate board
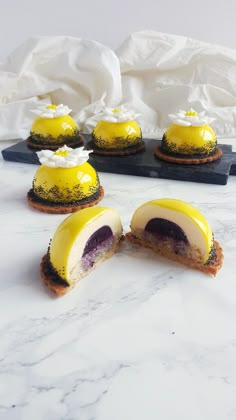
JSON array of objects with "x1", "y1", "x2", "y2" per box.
[{"x1": 2, "y1": 137, "x2": 236, "y2": 185}]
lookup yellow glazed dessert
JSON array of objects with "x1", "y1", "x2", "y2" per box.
[
  {"x1": 91, "y1": 105, "x2": 145, "y2": 155},
  {"x1": 155, "y1": 109, "x2": 222, "y2": 164},
  {"x1": 27, "y1": 146, "x2": 104, "y2": 214},
  {"x1": 40, "y1": 207, "x2": 123, "y2": 295},
  {"x1": 27, "y1": 104, "x2": 83, "y2": 150},
  {"x1": 127, "y1": 198, "x2": 223, "y2": 275}
]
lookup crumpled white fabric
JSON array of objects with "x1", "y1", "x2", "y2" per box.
[
  {"x1": 0, "y1": 36, "x2": 121, "y2": 140},
  {"x1": 1, "y1": 31, "x2": 236, "y2": 141},
  {"x1": 116, "y1": 31, "x2": 236, "y2": 138}
]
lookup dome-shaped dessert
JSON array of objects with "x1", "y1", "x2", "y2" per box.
[
  {"x1": 155, "y1": 109, "x2": 222, "y2": 164},
  {"x1": 127, "y1": 198, "x2": 223, "y2": 275},
  {"x1": 90, "y1": 105, "x2": 145, "y2": 155},
  {"x1": 40, "y1": 207, "x2": 123, "y2": 295},
  {"x1": 27, "y1": 104, "x2": 83, "y2": 150},
  {"x1": 27, "y1": 146, "x2": 104, "y2": 213}
]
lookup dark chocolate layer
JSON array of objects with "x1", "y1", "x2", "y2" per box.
[
  {"x1": 28, "y1": 130, "x2": 83, "y2": 146},
  {"x1": 28, "y1": 187, "x2": 101, "y2": 207},
  {"x1": 43, "y1": 252, "x2": 69, "y2": 287},
  {"x1": 90, "y1": 134, "x2": 143, "y2": 153},
  {"x1": 205, "y1": 243, "x2": 217, "y2": 265},
  {"x1": 161, "y1": 134, "x2": 217, "y2": 158}
]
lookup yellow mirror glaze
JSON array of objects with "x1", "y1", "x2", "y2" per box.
[
  {"x1": 31, "y1": 115, "x2": 78, "y2": 140},
  {"x1": 50, "y1": 207, "x2": 116, "y2": 283},
  {"x1": 132, "y1": 198, "x2": 213, "y2": 263},
  {"x1": 93, "y1": 120, "x2": 141, "y2": 149},
  {"x1": 33, "y1": 162, "x2": 99, "y2": 203},
  {"x1": 164, "y1": 124, "x2": 216, "y2": 155}
]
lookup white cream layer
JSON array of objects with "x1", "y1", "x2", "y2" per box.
[{"x1": 67, "y1": 210, "x2": 122, "y2": 283}]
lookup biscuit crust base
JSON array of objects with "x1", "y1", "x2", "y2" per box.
[
  {"x1": 154, "y1": 146, "x2": 222, "y2": 165},
  {"x1": 126, "y1": 232, "x2": 223, "y2": 276},
  {"x1": 40, "y1": 236, "x2": 124, "y2": 296},
  {"x1": 87, "y1": 140, "x2": 145, "y2": 156},
  {"x1": 27, "y1": 186, "x2": 104, "y2": 214},
  {"x1": 27, "y1": 134, "x2": 84, "y2": 150}
]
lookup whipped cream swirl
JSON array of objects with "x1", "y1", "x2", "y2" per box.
[
  {"x1": 31, "y1": 104, "x2": 72, "y2": 119},
  {"x1": 37, "y1": 145, "x2": 92, "y2": 168},
  {"x1": 168, "y1": 109, "x2": 215, "y2": 127}
]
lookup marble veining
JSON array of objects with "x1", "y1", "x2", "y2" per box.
[{"x1": 1, "y1": 140, "x2": 236, "y2": 420}]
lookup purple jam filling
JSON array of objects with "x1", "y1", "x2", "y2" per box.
[
  {"x1": 81, "y1": 226, "x2": 114, "y2": 271},
  {"x1": 144, "y1": 218, "x2": 189, "y2": 244},
  {"x1": 82, "y1": 226, "x2": 113, "y2": 256}
]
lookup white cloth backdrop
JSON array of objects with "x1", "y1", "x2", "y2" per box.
[
  {"x1": 1, "y1": 31, "x2": 236, "y2": 141},
  {"x1": 117, "y1": 31, "x2": 236, "y2": 138},
  {"x1": 0, "y1": 37, "x2": 121, "y2": 140}
]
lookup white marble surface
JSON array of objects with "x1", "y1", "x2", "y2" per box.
[{"x1": 1, "y1": 140, "x2": 236, "y2": 420}]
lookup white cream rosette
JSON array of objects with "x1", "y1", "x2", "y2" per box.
[
  {"x1": 37, "y1": 145, "x2": 91, "y2": 168},
  {"x1": 31, "y1": 104, "x2": 72, "y2": 119},
  {"x1": 168, "y1": 109, "x2": 215, "y2": 127}
]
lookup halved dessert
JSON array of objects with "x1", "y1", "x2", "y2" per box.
[
  {"x1": 155, "y1": 109, "x2": 222, "y2": 164},
  {"x1": 27, "y1": 145, "x2": 104, "y2": 214},
  {"x1": 41, "y1": 207, "x2": 123, "y2": 295},
  {"x1": 27, "y1": 104, "x2": 83, "y2": 150},
  {"x1": 89, "y1": 105, "x2": 145, "y2": 156},
  {"x1": 126, "y1": 198, "x2": 223, "y2": 275}
]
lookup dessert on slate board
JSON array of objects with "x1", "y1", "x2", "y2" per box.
[
  {"x1": 27, "y1": 104, "x2": 83, "y2": 150},
  {"x1": 41, "y1": 207, "x2": 123, "y2": 295},
  {"x1": 89, "y1": 105, "x2": 145, "y2": 156},
  {"x1": 155, "y1": 109, "x2": 222, "y2": 164},
  {"x1": 27, "y1": 145, "x2": 104, "y2": 214},
  {"x1": 126, "y1": 198, "x2": 223, "y2": 275}
]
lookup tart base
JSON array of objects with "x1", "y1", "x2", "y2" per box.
[
  {"x1": 27, "y1": 186, "x2": 104, "y2": 214},
  {"x1": 40, "y1": 236, "x2": 124, "y2": 296},
  {"x1": 154, "y1": 146, "x2": 222, "y2": 165},
  {"x1": 87, "y1": 140, "x2": 145, "y2": 156},
  {"x1": 26, "y1": 134, "x2": 84, "y2": 150},
  {"x1": 126, "y1": 232, "x2": 223, "y2": 276}
]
